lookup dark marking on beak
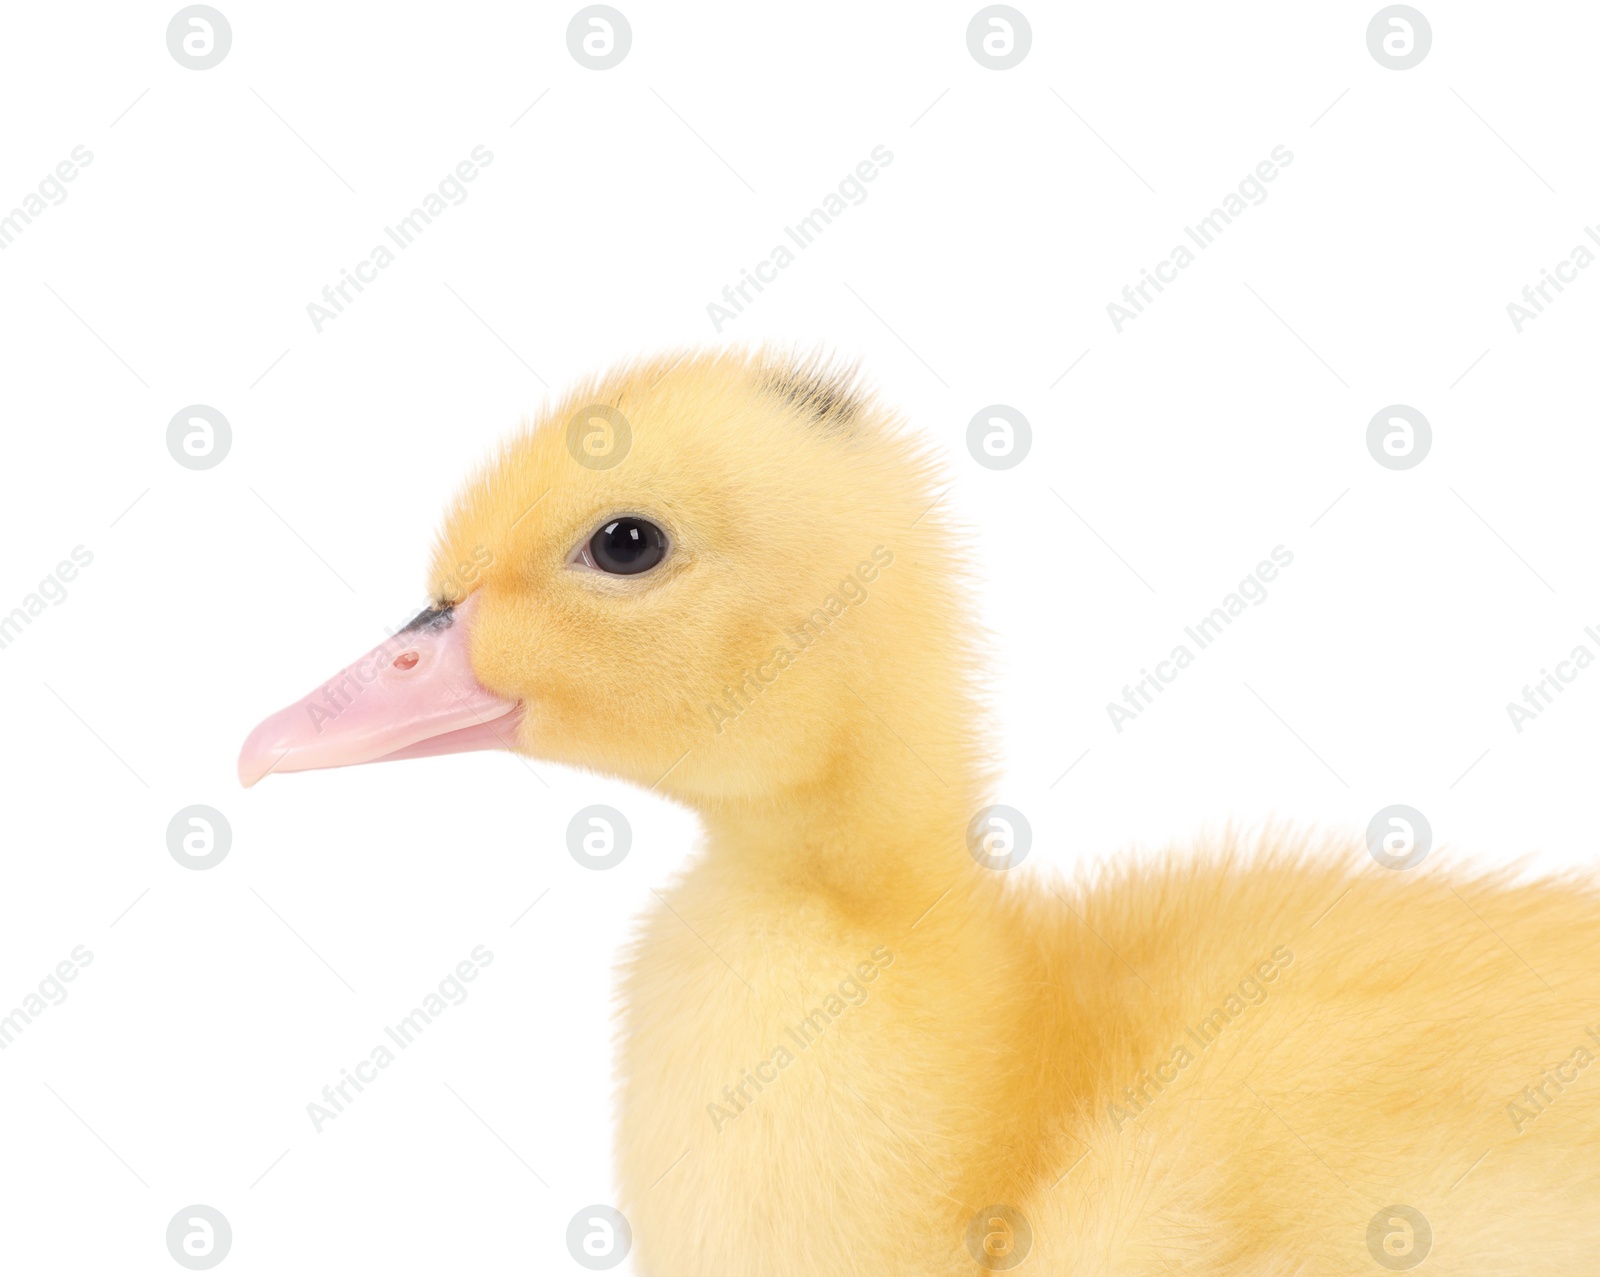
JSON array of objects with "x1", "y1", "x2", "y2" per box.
[{"x1": 400, "y1": 603, "x2": 455, "y2": 634}]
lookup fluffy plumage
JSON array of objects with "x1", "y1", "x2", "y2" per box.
[{"x1": 432, "y1": 350, "x2": 1600, "y2": 1274}]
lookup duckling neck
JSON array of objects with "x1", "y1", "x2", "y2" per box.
[
  {"x1": 699, "y1": 742, "x2": 990, "y2": 928},
  {"x1": 690, "y1": 581, "x2": 1000, "y2": 926}
]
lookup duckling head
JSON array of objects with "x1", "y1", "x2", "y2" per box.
[{"x1": 240, "y1": 350, "x2": 982, "y2": 843}]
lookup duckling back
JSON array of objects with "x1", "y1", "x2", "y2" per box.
[{"x1": 1020, "y1": 841, "x2": 1600, "y2": 1272}]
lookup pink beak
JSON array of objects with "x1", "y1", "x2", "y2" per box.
[{"x1": 237, "y1": 592, "x2": 521, "y2": 787}]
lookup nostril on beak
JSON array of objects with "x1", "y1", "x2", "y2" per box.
[{"x1": 393, "y1": 651, "x2": 420, "y2": 671}]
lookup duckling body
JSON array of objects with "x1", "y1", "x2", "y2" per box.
[
  {"x1": 621, "y1": 840, "x2": 1600, "y2": 1274},
  {"x1": 240, "y1": 351, "x2": 1600, "y2": 1272}
]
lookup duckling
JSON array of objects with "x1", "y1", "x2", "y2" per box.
[{"x1": 240, "y1": 350, "x2": 1600, "y2": 1274}]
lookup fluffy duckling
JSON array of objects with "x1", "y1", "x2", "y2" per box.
[{"x1": 241, "y1": 351, "x2": 1600, "y2": 1274}]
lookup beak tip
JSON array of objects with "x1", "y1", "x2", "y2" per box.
[
  {"x1": 238, "y1": 716, "x2": 290, "y2": 789},
  {"x1": 237, "y1": 742, "x2": 269, "y2": 788}
]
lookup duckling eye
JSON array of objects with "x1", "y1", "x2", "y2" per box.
[{"x1": 582, "y1": 517, "x2": 668, "y2": 576}]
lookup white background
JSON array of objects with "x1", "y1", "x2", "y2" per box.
[{"x1": 2, "y1": 0, "x2": 1597, "y2": 1271}]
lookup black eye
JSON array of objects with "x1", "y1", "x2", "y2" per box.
[{"x1": 588, "y1": 518, "x2": 668, "y2": 575}]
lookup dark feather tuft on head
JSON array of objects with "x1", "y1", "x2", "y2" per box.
[{"x1": 762, "y1": 354, "x2": 868, "y2": 433}]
